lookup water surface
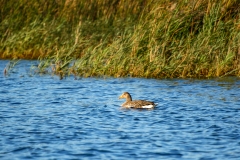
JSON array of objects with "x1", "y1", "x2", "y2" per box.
[{"x1": 0, "y1": 60, "x2": 240, "y2": 159}]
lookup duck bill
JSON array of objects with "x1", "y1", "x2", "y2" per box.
[{"x1": 119, "y1": 95, "x2": 123, "y2": 99}]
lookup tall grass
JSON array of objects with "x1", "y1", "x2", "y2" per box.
[{"x1": 1, "y1": 0, "x2": 240, "y2": 78}]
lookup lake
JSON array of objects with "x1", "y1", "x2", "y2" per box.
[{"x1": 0, "y1": 60, "x2": 240, "y2": 159}]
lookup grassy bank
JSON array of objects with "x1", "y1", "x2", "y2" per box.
[{"x1": 1, "y1": 0, "x2": 240, "y2": 78}]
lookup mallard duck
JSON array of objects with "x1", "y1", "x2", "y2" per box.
[{"x1": 119, "y1": 92, "x2": 156, "y2": 109}]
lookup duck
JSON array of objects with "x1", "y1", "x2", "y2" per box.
[{"x1": 119, "y1": 92, "x2": 156, "y2": 109}]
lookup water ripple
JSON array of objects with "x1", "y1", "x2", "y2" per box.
[{"x1": 0, "y1": 61, "x2": 240, "y2": 159}]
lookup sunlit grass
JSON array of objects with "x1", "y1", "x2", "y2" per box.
[{"x1": 1, "y1": 0, "x2": 240, "y2": 78}]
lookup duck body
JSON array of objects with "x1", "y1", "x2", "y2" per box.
[{"x1": 119, "y1": 92, "x2": 156, "y2": 109}]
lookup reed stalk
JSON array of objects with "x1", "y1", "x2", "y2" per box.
[{"x1": 1, "y1": 0, "x2": 240, "y2": 78}]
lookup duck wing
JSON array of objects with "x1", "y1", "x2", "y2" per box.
[{"x1": 126, "y1": 100, "x2": 156, "y2": 109}]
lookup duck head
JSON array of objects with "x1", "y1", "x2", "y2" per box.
[{"x1": 119, "y1": 92, "x2": 132, "y2": 101}]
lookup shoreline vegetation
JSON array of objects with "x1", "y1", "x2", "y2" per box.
[{"x1": 1, "y1": 0, "x2": 240, "y2": 78}]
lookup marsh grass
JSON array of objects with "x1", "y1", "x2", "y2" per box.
[
  {"x1": 3, "y1": 60, "x2": 20, "y2": 76},
  {"x1": 1, "y1": 0, "x2": 240, "y2": 78}
]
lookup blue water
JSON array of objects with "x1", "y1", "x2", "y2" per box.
[{"x1": 0, "y1": 60, "x2": 240, "y2": 160}]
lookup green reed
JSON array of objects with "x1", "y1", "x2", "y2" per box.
[{"x1": 1, "y1": 0, "x2": 240, "y2": 78}]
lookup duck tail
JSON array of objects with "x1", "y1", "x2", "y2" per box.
[{"x1": 141, "y1": 104, "x2": 155, "y2": 109}]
